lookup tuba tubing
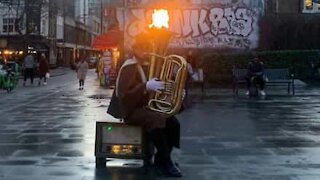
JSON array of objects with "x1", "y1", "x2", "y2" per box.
[{"x1": 147, "y1": 54, "x2": 187, "y2": 117}]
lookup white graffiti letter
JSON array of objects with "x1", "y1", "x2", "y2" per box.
[
  {"x1": 224, "y1": 7, "x2": 236, "y2": 34},
  {"x1": 234, "y1": 8, "x2": 253, "y2": 37},
  {"x1": 181, "y1": 10, "x2": 192, "y2": 37},
  {"x1": 209, "y1": 8, "x2": 230, "y2": 36},
  {"x1": 199, "y1": 9, "x2": 210, "y2": 35},
  {"x1": 224, "y1": 8, "x2": 235, "y2": 23},
  {"x1": 190, "y1": 10, "x2": 200, "y2": 37},
  {"x1": 170, "y1": 10, "x2": 182, "y2": 37}
]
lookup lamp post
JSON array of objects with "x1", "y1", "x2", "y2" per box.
[
  {"x1": 100, "y1": 0, "x2": 103, "y2": 33},
  {"x1": 48, "y1": 0, "x2": 57, "y2": 66}
]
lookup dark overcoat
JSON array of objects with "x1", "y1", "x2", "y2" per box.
[{"x1": 107, "y1": 58, "x2": 167, "y2": 131}]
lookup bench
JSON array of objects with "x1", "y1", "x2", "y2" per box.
[{"x1": 232, "y1": 68, "x2": 295, "y2": 95}]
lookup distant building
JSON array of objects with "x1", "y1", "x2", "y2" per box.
[
  {"x1": 106, "y1": 0, "x2": 320, "y2": 51},
  {"x1": 0, "y1": 0, "x2": 107, "y2": 67},
  {"x1": 0, "y1": 0, "x2": 48, "y2": 64},
  {"x1": 261, "y1": 0, "x2": 320, "y2": 50},
  {"x1": 1, "y1": 0, "x2": 318, "y2": 63}
]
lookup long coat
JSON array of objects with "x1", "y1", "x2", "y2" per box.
[
  {"x1": 107, "y1": 58, "x2": 167, "y2": 131},
  {"x1": 77, "y1": 61, "x2": 88, "y2": 80},
  {"x1": 38, "y1": 58, "x2": 49, "y2": 76}
]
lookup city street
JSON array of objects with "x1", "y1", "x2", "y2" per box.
[{"x1": 1, "y1": 68, "x2": 320, "y2": 180}]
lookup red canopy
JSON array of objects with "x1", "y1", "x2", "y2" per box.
[{"x1": 92, "y1": 30, "x2": 123, "y2": 50}]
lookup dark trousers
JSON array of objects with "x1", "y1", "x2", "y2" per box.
[
  {"x1": 39, "y1": 74, "x2": 47, "y2": 83},
  {"x1": 149, "y1": 116, "x2": 180, "y2": 165},
  {"x1": 246, "y1": 75, "x2": 265, "y2": 90},
  {"x1": 24, "y1": 68, "x2": 34, "y2": 84},
  {"x1": 79, "y1": 79, "x2": 84, "y2": 87}
]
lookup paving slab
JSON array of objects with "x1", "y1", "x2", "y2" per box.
[{"x1": 1, "y1": 70, "x2": 320, "y2": 179}]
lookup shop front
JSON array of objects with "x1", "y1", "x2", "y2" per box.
[
  {"x1": 0, "y1": 35, "x2": 49, "y2": 66},
  {"x1": 92, "y1": 29, "x2": 123, "y2": 87}
]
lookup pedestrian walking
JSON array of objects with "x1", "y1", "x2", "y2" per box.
[
  {"x1": 184, "y1": 50, "x2": 196, "y2": 108},
  {"x1": 76, "y1": 58, "x2": 89, "y2": 90},
  {"x1": 38, "y1": 54, "x2": 49, "y2": 86},
  {"x1": 23, "y1": 53, "x2": 36, "y2": 86}
]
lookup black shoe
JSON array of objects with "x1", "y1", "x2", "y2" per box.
[
  {"x1": 155, "y1": 161, "x2": 182, "y2": 178},
  {"x1": 154, "y1": 158, "x2": 179, "y2": 168}
]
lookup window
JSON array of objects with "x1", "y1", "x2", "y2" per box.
[
  {"x1": 303, "y1": 0, "x2": 320, "y2": 13},
  {"x1": 2, "y1": 18, "x2": 19, "y2": 33},
  {"x1": 41, "y1": 20, "x2": 46, "y2": 34}
]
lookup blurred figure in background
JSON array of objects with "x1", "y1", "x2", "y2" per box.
[
  {"x1": 184, "y1": 50, "x2": 196, "y2": 108},
  {"x1": 246, "y1": 57, "x2": 266, "y2": 96},
  {"x1": 23, "y1": 53, "x2": 36, "y2": 86},
  {"x1": 76, "y1": 57, "x2": 89, "y2": 90},
  {"x1": 186, "y1": 49, "x2": 196, "y2": 70},
  {"x1": 38, "y1": 54, "x2": 49, "y2": 86}
]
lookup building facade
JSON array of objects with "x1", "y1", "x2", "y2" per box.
[
  {"x1": 112, "y1": 0, "x2": 264, "y2": 51},
  {"x1": 0, "y1": 0, "x2": 319, "y2": 66},
  {"x1": 108, "y1": 0, "x2": 320, "y2": 51},
  {"x1": 0, "y1": 0, "x2": 106, "y2": 67},
  {"x1": 0, "y1": 0, "x2": 48, "y2": 64},
  {"x1": 260, "y1": 0, "x2": 320, "y2": 50}
]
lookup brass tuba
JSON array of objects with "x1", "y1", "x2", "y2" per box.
[{"x1": 145, "y1": 28, "x2": 188, "y2": 117}]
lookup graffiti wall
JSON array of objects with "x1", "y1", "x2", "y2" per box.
[{"x1": 115, "y1": 0, "x2": 264, "y2": 50}]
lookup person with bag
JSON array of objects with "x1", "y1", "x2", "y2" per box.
[
  {"x1": 107, "y1": 42, "x2": 182, "y2": 177},
  {"x1": 76, "y1": 57, "x2": 89, "y2": 90},
  {"x1": 38, "y1": 54, "x2": 49, "y2": 86}
]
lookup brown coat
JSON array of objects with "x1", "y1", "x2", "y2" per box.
[
  {"x1": 107, "y1": 58, "x2": 167, "y2": 131},
  {"x1": 38, "y1": 58, "x2": 49, "y2": 75},
  {"x1": 77, "y1": 61, "x2": 88, "y2": 80}
]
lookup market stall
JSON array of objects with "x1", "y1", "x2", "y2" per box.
[{"x1": 92, "y1": 30, "x2": 123, "y2": 87}]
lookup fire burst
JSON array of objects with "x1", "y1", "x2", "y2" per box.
[{"x1": 149, "y1": 9, "x2": 169, "y2": 29}]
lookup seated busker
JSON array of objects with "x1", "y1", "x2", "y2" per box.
[
  {"x1": 246, "y1": 57, "x2": 266, "y2": 96},
  {"x1": 107, "y1": 42, "x2": 183, "y2": 178}
]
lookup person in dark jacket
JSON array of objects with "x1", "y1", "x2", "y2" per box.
[
  {"x1": 23, "y1": 53, "x2": 36, "y2": 86},
  {"x1": 38, "y1": 54, "x2": 49, "y2": 86},
  {"x1": 107, "y1": 42, "x2": 182, "y2": 177},
  {"x1": 246, "y1": 57, "x2": 266, "y2": 96}
]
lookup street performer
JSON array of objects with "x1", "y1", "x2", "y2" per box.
[{"x1": 107, "y1": 42, "x2": 182, "y2": 178}]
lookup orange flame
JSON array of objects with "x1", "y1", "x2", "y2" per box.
[{"x1": 149, "y1": 9, "x2": 169, "y2": 29}]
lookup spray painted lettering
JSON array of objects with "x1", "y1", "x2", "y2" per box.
[{"x1": 122, "y1": 6, "x2": 259, "y2": 49}]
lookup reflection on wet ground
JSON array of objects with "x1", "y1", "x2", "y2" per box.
[{"x1": 1, "y1": 73, "x2": 320, "y2": 179}]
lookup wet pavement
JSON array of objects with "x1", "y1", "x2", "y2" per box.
[{"x1": 1, "y1": 69, "x2": 320, "y2": 179}]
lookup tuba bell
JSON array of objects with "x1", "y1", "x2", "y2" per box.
[{"x1": 145, "y1": 28, "x2": 188, "y2": 117}]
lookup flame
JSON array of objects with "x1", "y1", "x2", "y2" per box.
[{"x1": 149, "y1": 9, "x2": 169, "y2": 29}]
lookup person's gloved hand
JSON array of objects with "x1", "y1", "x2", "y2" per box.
[
  {"x1": 146, "y1": 78, "x2": 165, "y2": 93},
  {"x1": 182, "y1": 89, "x2": 186, "y2": 100}
]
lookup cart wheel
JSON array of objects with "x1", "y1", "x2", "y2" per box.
[{"x1": 95, "y1": 157, "x2": 106, "y2": 168}]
